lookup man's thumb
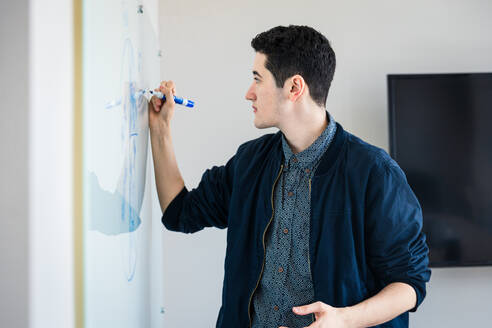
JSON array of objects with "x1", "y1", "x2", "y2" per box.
[{"x1": 163, "y1": 88, "x2": 175, "y2": 105}]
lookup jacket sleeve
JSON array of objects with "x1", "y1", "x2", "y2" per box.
[
  {"x1": 365, "y1": 159, "x2": 432, "y2": 313},
  {"x1": 161, "y1": 147, "x2": 240, "y2": 234}
]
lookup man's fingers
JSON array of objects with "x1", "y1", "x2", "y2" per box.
[
  {"x1": 156, "y1": 81, "x2": 176, "y2": 106},
  {"x1": 160, "y1": 80, "x2": 175, "y2": 92},
  {"x1": 163, "y1": 87, "x2": 175, "y2": 104},
  {"x1": 166, "y1": 81, "x2": 175, "y2": 89},
  {"x1": 151, "y1": 96, "x2": 161, "y2": 112},
  {"x1": 293, "y1": 301, "x2": 324, "y2": 315}
]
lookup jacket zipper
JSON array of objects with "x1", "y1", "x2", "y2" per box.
[
  {"x1": 248, "y1": 163, "x2": 284, "y2": 328},
  {"x1": 307, "y1": 177, "x2": 315, "y2": 323}
]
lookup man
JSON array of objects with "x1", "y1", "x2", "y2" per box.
[{"x1": 149, "y1": 25, "x2": 431, "y2": 328}]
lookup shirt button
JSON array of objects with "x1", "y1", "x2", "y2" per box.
[
  {"x1": 274, "y1": 305, "x2": 279, "y2": 311},
  {"x1": 283, "y1": 228, "x2": 289, "y2": 234},
  {"x1": 288, "y1": 191, "x2": 294, "y2": 197},
  {"x1": 305, "y1": 168, "x2": 310, "y2": 174},
  {"x1": 278, "y1": 267, "x2": 284, "y2": 273},
  {"x1": 292, "y1": 157, "x2": 298, "y2": 163}
]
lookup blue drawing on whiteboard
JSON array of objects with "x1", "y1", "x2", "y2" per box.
[
  {"x1": 82, "y1": 0, "x2": 163, "y2": 325},
  {"x1": 88, "y1": 171, "x2": 141, "y2": 235},
  {"x1": 88, "y1": 32, "x2": 149, "y2": 282}
]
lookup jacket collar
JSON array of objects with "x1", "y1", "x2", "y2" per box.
[
  {"x1": 280, "y1": 111, "x2": 337, "y2": 170},
  {"x1": 271, "y1": 111, "x2": 347, "y2": 177}
]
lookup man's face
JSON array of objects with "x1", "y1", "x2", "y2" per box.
[{"x1": 245, "y1": 53, "x2": 285, "y2": 129}]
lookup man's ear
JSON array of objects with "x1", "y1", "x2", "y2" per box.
[{"x1": 287, "y1": 75, "x2": 306, "y2": 102}]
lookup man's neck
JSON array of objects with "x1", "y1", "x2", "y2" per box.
[{"x1": 280, "y1": 107, "x2": 328, "y2": 154}]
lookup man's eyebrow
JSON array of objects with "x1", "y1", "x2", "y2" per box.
[{"x1": 252, "y1": 71, "x2": 263, "y2": 78}]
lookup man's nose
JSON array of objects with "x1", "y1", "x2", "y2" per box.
[{"x1": 245, "y1": 84, "x2": 256, "y2": 101}]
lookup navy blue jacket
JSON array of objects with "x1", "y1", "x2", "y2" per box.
[{"x1": 162, "y1": 122, "x2": 431, "y2": 328}]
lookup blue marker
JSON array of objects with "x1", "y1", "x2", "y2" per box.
[
  {"x1": 148, "y1": 90, "x2": 195, "y2": 108},
  {"x1": 105, "y1": 89, "x2": 195, "y2": 109}
]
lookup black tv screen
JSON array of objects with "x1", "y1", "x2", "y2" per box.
[{"x1": 387, "y1": 73, "x2": 492, "y2": 267}]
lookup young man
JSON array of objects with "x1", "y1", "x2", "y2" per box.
[{"x1": 149, "y1": 25, "x2": 431, "y2": 328}]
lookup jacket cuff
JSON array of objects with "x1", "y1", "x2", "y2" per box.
[
  {"x1": 385, "y1": 278, "x2": 426, "y2": 313},
  {"x1": 161, "y1": 186, "x2": 188, "y2": 230}
]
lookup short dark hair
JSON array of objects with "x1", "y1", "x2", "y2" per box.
[{"x1": 251, "y1": 25, "x2": 336, "y2": 107}]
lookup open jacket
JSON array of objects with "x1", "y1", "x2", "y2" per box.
[{"x1": 162, "y1": 121, "x2": 431, "y2": 328}]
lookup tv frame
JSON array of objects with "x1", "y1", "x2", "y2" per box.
[{"x1": 387, "y1": 72, "x2": 492, "y2": 268}]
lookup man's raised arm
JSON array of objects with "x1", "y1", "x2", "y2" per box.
[{"x1": 149, "y1": 80, "x2": 185, "y2": 213}]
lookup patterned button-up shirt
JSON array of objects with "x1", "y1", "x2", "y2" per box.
[{"x1": 251, "y1": 111, "x2": 337, "y2": 328}]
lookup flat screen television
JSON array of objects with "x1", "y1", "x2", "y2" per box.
[{"x1": 387, "y1": 73, "x2": 492, "y2": 267}]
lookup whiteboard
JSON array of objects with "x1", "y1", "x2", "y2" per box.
[{"x1": 82, "y1": 0, "x2": 163, "y2": 327}]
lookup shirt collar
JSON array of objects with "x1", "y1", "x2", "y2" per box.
[{"x1": 281, "y1": 110, "x2": 337, "y2": 170}]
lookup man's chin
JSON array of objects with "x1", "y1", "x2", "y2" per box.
[{"x1": 253, "y1": 120, "x2": 271, "y2": 129}]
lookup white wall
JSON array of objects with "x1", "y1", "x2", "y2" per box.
[
  {"x1": 0, "y1": 1, "x2": 29, "y2": 327},
  {"x1": 1, "y1": 1, "x2": 74, "y2": 326},
  {"x1": 158, "y1": 0, "x2": 492, "y2": 327},
  {"x1": 29, "y1": 0, "x2": 74, "y2": 326},
  {"x1": 29, "y1": 0, "x2": 74, "y2": 327}
]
